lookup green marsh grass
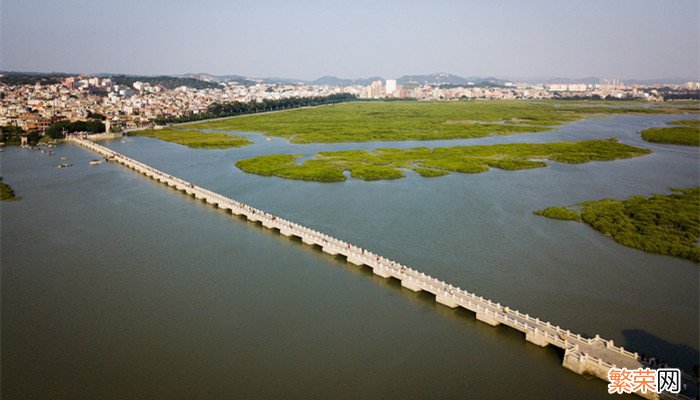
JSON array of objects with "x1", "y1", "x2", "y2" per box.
[
  {"x1": 535, "y1": 187, "x2": 700, "y2": 262},
  {"x1": 641, "y1": 119, "x2": 700, "y2": 146},
  {"x1": 188, "y1": 100, "x2": 694, "y2": 144},
  {"x1": 235, "y1": 139, "x2": 651, "y2": 182},
  {"x1": 130, "y1": 128, "x2": 251, "y2": 149}
]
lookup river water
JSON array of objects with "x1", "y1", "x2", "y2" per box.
[{"x1": 2, "y1": 113, "x2": 698, "y2": 399}]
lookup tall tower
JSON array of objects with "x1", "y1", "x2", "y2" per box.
[
  {"x1": 105, "y1": 119, "x2": 111, "y2": 133},
  {"x1": 385, "y1": 79, "x2": 397, "y2": 95}
]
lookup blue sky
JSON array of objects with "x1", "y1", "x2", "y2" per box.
[{"x1": 2, "y1": 0, "x2": 698, "y2": 80}]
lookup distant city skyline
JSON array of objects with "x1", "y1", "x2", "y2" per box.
[{"x1": 2, "y1": 0, "x2": 698, "y2": 80}]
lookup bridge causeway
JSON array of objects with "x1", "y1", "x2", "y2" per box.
[{"x1": 69, "y1": 137, "x2": 694, "y2": 400}]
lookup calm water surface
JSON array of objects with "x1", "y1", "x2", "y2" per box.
[{"x1": 2, "y1": 113, "x2": 698, "y2": 399}]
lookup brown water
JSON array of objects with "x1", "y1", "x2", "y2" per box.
[{"x1": 2, "y1": 114, "x2": 697, "y2": 399}]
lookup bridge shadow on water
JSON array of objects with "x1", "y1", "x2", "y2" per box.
[
  {"x1": 143, "y1": 189, "x2": 604, "y2": 392},
  {"x1": 201, "y1": 199, "x2": 575, "y2": 370},
  {"x1": 286, "y1": 238, "x2": 572, "y2": 362},
  {"x1": 622, "y1": 329, "x2": 699, "y2": 373}
]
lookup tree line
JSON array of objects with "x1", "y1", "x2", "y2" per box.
[
  {"x1": 154, "y1": 93, "x2": 357, "y2": 124},
  {"x1": 1, "y1": 118, "x2": 105, "y2": 143},
  {"x1": 0, "y1": 125, "x2": 27, "y2": 144},
  {"x1": 0, "y1": 73, "x2": 66, "y2": 86},
  {"x1": 111, "y1": 75, "x2": 222, "y2": 90},
  {"x1": 44, "y1": 120, "x2": 105, "y2": 139}
]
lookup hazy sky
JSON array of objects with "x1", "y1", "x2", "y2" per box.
[{"x1": 2, "y1": 0, "x2": 698, "y2": 80}]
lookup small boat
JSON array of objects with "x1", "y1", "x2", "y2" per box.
[
  {"x1": 265, "y1": 137, "x2": 272, "y2": 142},
  {"x1": 121, "y1": 139, "x2": 126, "y2": 143},
  {"x1": 61, "y1": 156, "x2": 68, "y2": 161},
  {"x1": 89, "y1": 159, "x2": 104, "y2": 165},
  {"x1": 57, "y1": 163, "x2": 73, "y2": 168}
]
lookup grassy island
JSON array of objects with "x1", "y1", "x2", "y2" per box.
[
  {"x1": 129, "y1": 128, "x2": 251, "y2": 149},
  {"x1": 535, "y1": 187, "x2": 700, "y2": 262},
  {"x1": 187, "y1": 100, "x2": 694, "y2": 144},
  {"x1": 235, "y1": 139, "x2": 651, "y2": 182},
  {"x1": 641, "y1": 119, "x2": 700, "y2": 146},
  {"x1": 1, "y1": 177, "x2": 17, "y2": 200},
  {"x1": 534, "y1": 206, "x2": 581, "y2": 221}
]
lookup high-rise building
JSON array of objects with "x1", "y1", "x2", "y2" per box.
[
  {"x1": 385, "y1": 79, "x2": 397, "y2": 95},
  {"x1": 368, "y1": 80, "x2": 384, "y2": 98}
]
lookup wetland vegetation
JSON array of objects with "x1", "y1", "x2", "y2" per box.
[
  {"x1": 188, "y1": 100, "x2": 694, "y2": 144},
  {"x1": 534, "y1": 206, "x2": 581, "y2": 221},
  {"x1": 535, "y1": 187, "x2": 700, "y2": 262},
  {"x1": 641, "y1": 119, "x2": 700, "y2": 146},
  {"x1": 129, "y1": 128, "x2": 251, "y2": 149},
  {"x1": 235, "y1": 139, "x2": 651, "y2": 182},
  {"x1": 1, "y1": 177, "x2": 17, "y2": 201}
]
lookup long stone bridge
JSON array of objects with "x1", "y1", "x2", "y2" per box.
[{"x1": 69, "y1": 137, "x2": 695, "y2": 400}]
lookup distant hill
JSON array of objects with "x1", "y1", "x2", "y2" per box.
[
  {"x1": 3, "y1": 70, "x2": 695, "y2": 88},
  {"x1": 111, "y1": 75, "x2": 221, "y2": 90},
  {"x1": 396, "y1": 73, "x2": 510, "y2": 87},
  {"x1": 623, "y1": 77, "x2": 695, "y2": 86},
  {"x1": 180, "y1": 73, "x2": 259, "y2": 86},
  {"x1": 397, "y1": 73, "x2": 470, "y2": 85},
  {"x1": 181, "y1": 73, "x2": 305, "y2": 85},
  {"x1": 308, "y1": 76, "x2": 385, "y2": 86},
  {"x1": 196, "y1": 73, "x2": 697, "y2": 87},
  {"x1": 117, "y1": 72, "x2": 700, "y2": 88},
  {"x1": 501, "y1": 76, "x2": 695, "y2": 86},
  {"x1": 260, "y1": 77, "x2": 307, "y2": 85},
  {"x1": 0, "y1": 71, "x2": 228, "y2": 89},
  {"x1": 537, "y1": 76, "x2": 601, "y2": 85},
  {"x1": 0, "y1": 71, "x2": 70, "y2": 85}
]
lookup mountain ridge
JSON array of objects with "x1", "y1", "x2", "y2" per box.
[{"x1": 2, "y1": 70, "x2": 696, "y2": 87}]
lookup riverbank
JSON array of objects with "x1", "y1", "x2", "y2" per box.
[
  {"x1": 235, "y1": 138, "x2": 652, "y2": 181},
  {"x1": 535, "y1": 187, "x2": 700, "y2": 262}
]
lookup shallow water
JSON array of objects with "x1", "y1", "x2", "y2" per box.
[{"x1": 2, "y1": 113, "x2": 697, "y2": 399}]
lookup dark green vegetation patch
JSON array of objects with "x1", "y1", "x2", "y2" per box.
[
  {"x1": 1, "y1": 177, "x2": 17, "y2": 201},
  {"x1": 534, "y1": 206, "x2": 581, "y2": 221},
  {"x1": 130, "y1": 128, "x2": 251, "y2": 149},
  {"x1": 189, "y1": 100, "x2": 693, "y2": 144},
  {"x1": 641, "y1": 119, "x2": 700, "y2": 146},
  {"x1": 535, "y1": 187, "x2": 700, "y2": 262},
  {"x1": 235, "y1": 139, "x2": 651, "y2": 182},
  {"x1": 111, "y1": 75, "x2": 221, "y2": 90}
]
